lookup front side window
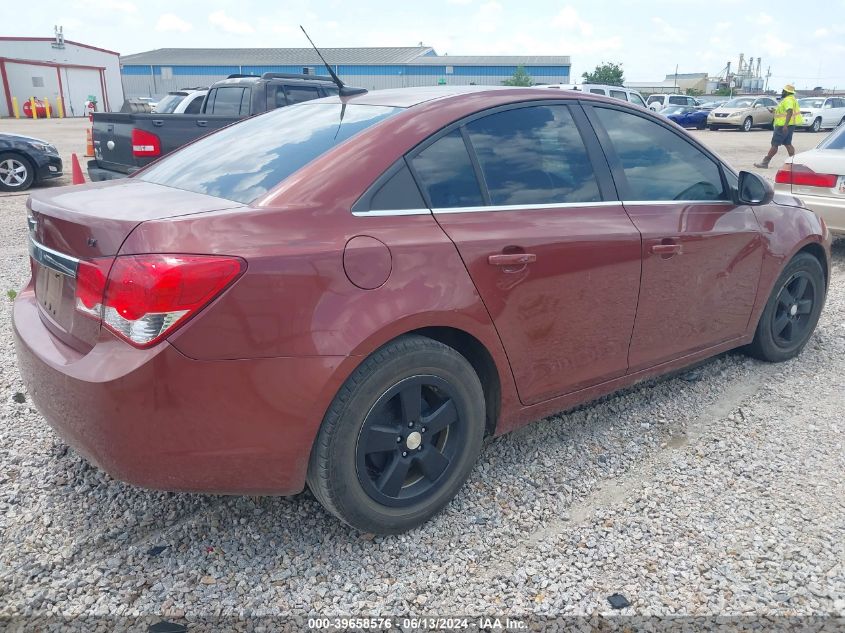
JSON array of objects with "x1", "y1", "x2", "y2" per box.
[
  {"x1": 208, "y1": 87, "x2": 246, "y2": 115},
  {"x1": 138, "y1": 104, "x2": 400, "y2": 203},
  {"x1": 285, "y1": 85, "x2": 321, "y2": 105},
  {"x1": 184, "y1": 94, "x2": 204, "y2": 114},
  {"x1": 594, "y1": 107, "x2": 726, "y2": 202},
  {"x1": 272, "y1": 86, "x2": 287, "y2": 108},
  {"x1": 411, "y1": 129, "x2": 484, "y2": 208},
  {"x1": 464, "y1": 105, "x2": 600, "y2": 205}
]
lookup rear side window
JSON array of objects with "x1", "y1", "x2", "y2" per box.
[
  {"x1": 610, "y1": 90, "x2": 628, "y2": 101},
  {"x1": 272, "y1": 86, "x2": 287, "y2": 108},
  {"x1": 208, "y1": 87, "x2": 246, "y2": 115},
  {"x1": 285, "y1": 85, "x2": 321, "y2": 104},
  {"x1": 411, "y1": 129, "x2": 484, "y2": 208},
  {"x1": 183, "y1": 94, "x2": 204, "y2": 114},
  {"x1": 464, "y1": 105, "x2": 600, "y2": 205},
  {"x1": 589, "y1": 88, "x2": 606, "y2": 95},
  {"x1": 138, "y1": 104, "x2": 400, "y2": 203},
  {"x1": 594, "y1": 107, "x2": 727, "y2": 201},
  {"x1": 367, "y1": 164, "x2": 426, "y2": 211},
  {"x1": 668, "y1": 96, "x2": 686, "y2": 105},
  {"x1": 322, "y1": 87, "x2": 340, "y2": 97}
]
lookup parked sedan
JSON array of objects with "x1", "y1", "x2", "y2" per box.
[
  {"x1": 708, "y1": 96, "x2": 777, "y2": 131},
  {"x1": 796, "y1": 97, "x2": 845, "y2": 133},
  {"x1": 14, "y1": 87, "x2": 830, "y2": 534},
  {"x1": 660, "y1": 105, "x2": 708, "y2": 129},
  {"x1": 0, "y1": 133, "x2": 63, "y2": 192},
  {"x1": 775, "y1": 124, "x2": 845, "y2": 235}
]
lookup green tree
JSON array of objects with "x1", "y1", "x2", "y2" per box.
[
  {"x1": 714, "y1": 87, "x2": 732, "y2": 96},
  {"x1": 685, "y1": 88, "x2": 703, "y2": 96},
  {"x1": 502, "y1": 65, "x2": 533, "y2": 87},
  {"x1": 581, "y1": 62, "x2": 624, "y2": 86}
]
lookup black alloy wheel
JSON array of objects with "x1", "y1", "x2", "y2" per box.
[
  {"x1": 770, "y1": 272, "x2": 816, "y2": 348},
  {"x1": 356, "y1": 375, "x2": 464, "y2": 507}
]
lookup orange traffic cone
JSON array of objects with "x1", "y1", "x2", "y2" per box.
[
  {"x1": 71, "y1": 154, "x2": 85, "y2": 185},
  {"x1": 85, "y1": 128, "x2": 94, "y2": 158}
]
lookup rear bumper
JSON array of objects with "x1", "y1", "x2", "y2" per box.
[
  {"x1": 86, "y1": 160, "x2": 131, "y2": 182},
  {"x1": 13, "y1": 287, "x2": 344, "y2": 494},
  {"x1": 776, "y1": 185, "x2": 845, "y2": 235}
]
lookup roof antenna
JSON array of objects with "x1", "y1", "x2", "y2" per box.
[{"x1": 300, "y1": 26, "x2": 367, "y2": 97}]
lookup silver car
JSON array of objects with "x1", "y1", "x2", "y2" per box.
[
  {"x1": 708, "y1": 96, "x2": 777, "y2": 131},
  {"x1": 774, "y1": 125, "x2": 845, "y2": 235}
]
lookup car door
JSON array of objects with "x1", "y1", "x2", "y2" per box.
[
  {"x1": 586, "y1": 104, "x2": 764, "y2": 371},
  {"x1": 821, "y1": 99, "x2": 839, "y2": 127},
  {"x1": 408, "y1": 103, "x2": 642, "y2": 405}
]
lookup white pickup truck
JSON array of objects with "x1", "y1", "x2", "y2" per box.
[{"x1": 151, "y1": 89, "x2": 208, "y2": 114}]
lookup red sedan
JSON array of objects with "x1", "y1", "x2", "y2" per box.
[{"x1": 14, "y1": 87, "x2": 831, "y2": 533}]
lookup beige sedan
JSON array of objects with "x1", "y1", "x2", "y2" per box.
[
  {"x1": 774, "y1": 125, "x2": 845, "y2": 235},
  {"x1": 708, "y1": 95, "x2": 777, "y2": 131}
]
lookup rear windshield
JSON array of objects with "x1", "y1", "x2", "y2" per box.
[
  {"x1": 153, "y1": 93, "x2": 186, "y2": 114},
  {"x1": 137, "y1": 103, "x2": 401, "y2": 203},
  {"x1": 818, "y1": 125, "x2": 845, "y2": 150}
]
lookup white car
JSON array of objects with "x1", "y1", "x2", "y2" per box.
[
  {"x1": 536, "y1": 83, "x2": 648, "y2": 108},
  {"x1": 774, "y1": 124, "x2": 845, "y2": 235},
  {"x1": 646, "y1": 94, "x2": 698, "y2": 111},
  {"x1": 797, "y1": 97, "x2": 845, "y2": 133},
  {"x1": 151, "y1": 89, "x2": 208, "y2": 114}
]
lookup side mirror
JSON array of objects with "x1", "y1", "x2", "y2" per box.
[{"x1": 736, "y1": 171, "x2": 774, "y2": 205}]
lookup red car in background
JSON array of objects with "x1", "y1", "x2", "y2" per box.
[{"x1": 14, "y1": 87, "x2": 830, "y2": 533}]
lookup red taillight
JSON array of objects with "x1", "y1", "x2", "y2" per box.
[
  {"x1": 775, "y1": 164, "x2": 838, "y2": 188},
  {"x1": 131, "y1": 128, "x2": 161, "y2": 157},
  {"x1": 73, "y1": 254, "x2": 244, "y2": 348}
]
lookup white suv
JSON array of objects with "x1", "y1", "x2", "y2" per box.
[
  {"x1": 797, "y1": 97, "x2": 845, "y2": 132},
  {"x1": 152, "y1": 89, "x2": 209, "y2": 114},
  {"x1": 537, "y1": 84, "x2": 648, "y2": 108},
  {"x1": 646, "y1": 94, "x2": 698, "y2": 111}
]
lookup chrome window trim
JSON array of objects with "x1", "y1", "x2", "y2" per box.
[
  {"x1": 28, "y1": 235, "x2": 79, "y2": 278},
  {"x1": 621, "y1": 200, "x2": 734, "y2": 206},
  {"x1": 351, "y1": 208, "x2": 432, "y2": 217},
  {"x1": 351, "y1": 199, "x2": 736, "y2": 217},
  {"x1": 433, "y1": 201, "x2": 621, "y2": 214}
]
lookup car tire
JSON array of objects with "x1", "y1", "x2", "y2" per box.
[
  {"x1": 307, "y1": 334, "x2": 486, "y2": 534},
  {"x1": 0, "y1": 153, "x2": 35, "y2": 192},
  {"x1": 709, "y1": 125, "x2": 720, "y2": 131},
  {"x1": 810, "y1": 117, "x2": 822, "y2": 133},
  {"x1": 746, "y1": 253, "x2": 826, "y2": 363},
  {"x1": 742, "y1": 117, "x2": 753, "y2": 132},
  {"x1": 697, "y1": 119, "x2": 707, "y2": 130}
]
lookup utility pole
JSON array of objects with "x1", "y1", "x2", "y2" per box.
[{"x1": 674, "y1": 64, "x2": 679, "y2": 93}]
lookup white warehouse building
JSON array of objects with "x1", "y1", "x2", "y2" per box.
[{"x1": 0, "y1": 33, "x2": 124, "y2": 118}]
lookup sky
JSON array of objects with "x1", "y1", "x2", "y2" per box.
[{"x1": 5, "y1": 0, "x2": 845, "y2": 89}]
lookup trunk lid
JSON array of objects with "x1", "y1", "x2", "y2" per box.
[{"x1": 27, "y1": 179, "x2": 243, "y2": 351}]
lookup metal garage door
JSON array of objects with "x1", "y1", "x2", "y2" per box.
[{"x1": 61, "y1": 67, "x2": 103, "y2": 117}]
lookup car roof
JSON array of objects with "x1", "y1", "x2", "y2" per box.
[{"x1": 322, "y1": 85, "x2": 590, "y2": 108}]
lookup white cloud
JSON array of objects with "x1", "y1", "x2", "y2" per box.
[
  {"x1": 814, "y1": 27, "x2": 829, "y2": 37},
  {"x1": 155, "y1": 13, "x2": 192, "y2": 33},
  {"x1": 758, "y1": 32, "x2": 792, "y2": 57},
  {"x1": 74, "y1": 0, "x2": 136, "y2": 12},
  {"x1": 551, "y1": 6, "x2": 594, "y2": 36},
  {"x1": 209, "y1": 10, "x2": 254, "y2": 35},
  {"x1": 474, "y1": 1, "x2": 503, "y2": 34},
  {"x1": 756, "y1": 12, "x2": 774, "y2": 25},
  {"x1": 651, "y1": 17, "x2": 686, "y2": 44},
  {"x1": 447, "y1": 0, "x2": 474, "y2": 4}
]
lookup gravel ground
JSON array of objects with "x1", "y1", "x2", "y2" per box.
[{"x1": 0, "y1": 119, "x2": 844, "y2": 630}]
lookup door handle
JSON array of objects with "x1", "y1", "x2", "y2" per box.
[
  {"x1": 197, "y1": 120, "x2": 208, "y2": 127},
  {"x1": 151, "y1": 119, "x2": 163, "y2": 127},
  {"x1": 488, "y1": 253, "x2": 537, "y2": 266},
  {"x1": 651, "y1": 244, "x2": 681, "y2": 255}
]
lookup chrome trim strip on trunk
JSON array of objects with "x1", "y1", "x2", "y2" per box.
[{"x1": 28, "y1": 235, "x2": 79, "y2": 278}]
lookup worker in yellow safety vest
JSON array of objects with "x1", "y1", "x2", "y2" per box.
[{"x1": 754, "y1": 84, "x2": 803, "y2": 168}]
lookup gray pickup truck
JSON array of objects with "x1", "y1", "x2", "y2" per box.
[{"x1": 88, "y1": 73, "x2": 341, "y2": 181}]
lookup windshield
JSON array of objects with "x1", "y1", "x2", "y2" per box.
[
  {"x1": 798, "y1": 98, "x2": 824, "y2": 109},
  {"x1": 722, "y1": 98, "x2": 754, "y2": 108},
  {"x1": 152, "y1": 94, "x2": 186, "y2": 114},
  {"x1": 138, "y1": 103, "x2": 401, "y2": 203},
  {"x1": 818, "y1": 125, "x2": 845, "y2": 150}
]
